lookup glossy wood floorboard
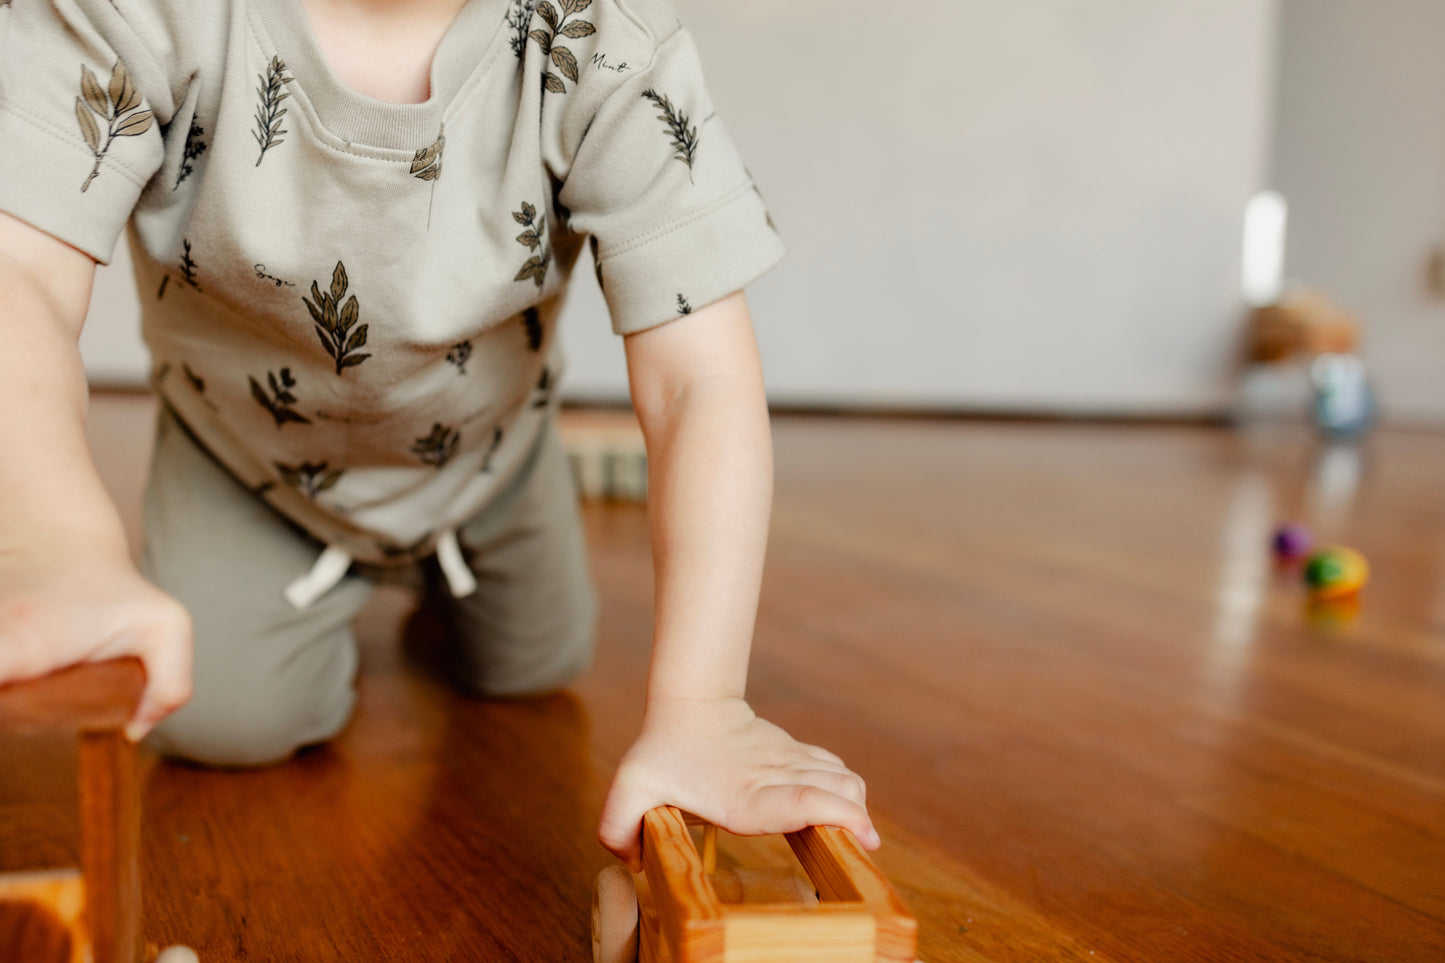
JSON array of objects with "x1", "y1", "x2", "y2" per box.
[{"x1": 2, "y1": 395, "x2": 1443, "y2": 961}]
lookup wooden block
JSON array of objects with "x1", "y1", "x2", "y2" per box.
[
  {"x1": 640, "y1": 807, "x2": 724, "y2": 962},
  {"x1": 0, "y1": 659, "x2": 145, "y2": 735},
  {"x1": 720, "y1": 903, "x2": 875, "y2": 963},
  {"x1": 0, "y1": 869, "x2": 87, "y2": 963}
]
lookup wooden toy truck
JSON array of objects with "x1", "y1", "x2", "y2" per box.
[
  {"x1": 593, "y1": 806, "x2": 918, "y2": 963},
  {"x1": 0, "y1": 659, "x2": 194, "y2": 963}
]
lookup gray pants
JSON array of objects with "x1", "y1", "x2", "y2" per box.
[{"x1": 142, "y1": 409, "x2": 597, "y2": 768}]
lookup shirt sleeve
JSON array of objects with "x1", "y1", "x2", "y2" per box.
[
  {"x1": 557, "y1": 18, "x2": 786, "y2": 336},
  {"x1": 0, "y1": 0, "x2": 174, "y2": 263}
]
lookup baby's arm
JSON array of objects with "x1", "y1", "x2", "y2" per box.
[
  {"x1": 0, "y1": 211, "x2": 192, "y2": 738},
  {"x1": 596, "y1": 290, "x2": 878, "y2": 869}
]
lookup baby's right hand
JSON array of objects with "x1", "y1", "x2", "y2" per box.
[{"x1": 0, "y1": 547, "x2": 192, "y2": 741}]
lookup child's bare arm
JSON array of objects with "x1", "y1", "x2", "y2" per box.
[
  {"x1": 0, "y1": 210, "x2": 191, "y2": 738},
  {"x1": 596, "y1": 290, "x2": 877, "y2": 869}
]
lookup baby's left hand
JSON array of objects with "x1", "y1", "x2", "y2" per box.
[{"x1": 597, "y1": 696, "x2": 878, "y2": 871}]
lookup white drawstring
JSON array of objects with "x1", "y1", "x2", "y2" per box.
[
  {"x1": 283, "y1": 529, "x2": 477, "y2": 609},
  {"x1": 283, "y1": 546, "x2": 355, "y2": 609},
  {"x1": 435, "y1": 528, "x2": 478, "y2": 598}
]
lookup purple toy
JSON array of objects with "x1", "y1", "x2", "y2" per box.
[{"x1": 1273, "y1": 523, "x2": 1313, "y2": 560}]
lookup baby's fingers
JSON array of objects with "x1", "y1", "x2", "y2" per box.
[
  {"x1": 740, "y1": 784, "x2": 879, "y2": 850},
  {"x1": 123, "y1": 605, "x2": 193, "y2": 742}
]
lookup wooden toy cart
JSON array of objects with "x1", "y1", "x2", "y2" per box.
[
  {"x1": 594, "y1": 806, "x2": 918, "y2": 963},
  {"x1": 0, "y1": 659, "x2": 195, "y2": 963}
]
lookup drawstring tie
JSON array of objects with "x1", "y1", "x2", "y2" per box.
[{"x1": 283, "y1": 529, "x2": 478, "y2": 609}]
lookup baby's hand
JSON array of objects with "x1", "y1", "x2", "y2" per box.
[
  {"x1": 597, "y1": 696, "x2": 877, "y2": 870},
  {"x1": 0, "y1": 548, "x2": 192, "y2": 741}
]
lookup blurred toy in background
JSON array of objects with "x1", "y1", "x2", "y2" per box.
[
  {"x1": 1235, "y1": 192, "x2": 1378, "y2": 440},
  {"x1": 1303, "y1": 546, "x2": 1369, "y2": 600},
  {"x1": 1310, "y1": 353, "x2": 1375, "y2": 438},
  {"x1": 1272, "y1": 523, "x2": 1313, "y2": 561}
]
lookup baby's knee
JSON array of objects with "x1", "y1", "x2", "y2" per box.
[
  {"x1": 457, "y1": 599, "x2": 598, "y2": 699},
  {"x1": 147, "y1": 685, "x2": 354, "y2": 769}
]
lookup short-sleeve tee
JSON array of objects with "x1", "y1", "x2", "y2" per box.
[{"x1": 0, "y1": 0, "x2": 784, "y2": 564}]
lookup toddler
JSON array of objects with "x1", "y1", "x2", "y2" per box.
[{"x1": 0, "y1": 0, "x2": 876, "y2": 867}]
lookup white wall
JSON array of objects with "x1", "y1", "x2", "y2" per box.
[
  {"x1": 1272, "y1": 0, "x2": 1445, "y2": 424},
  {"x1": 85, "y1": 0, "x2": 1281, "y2": 416}
]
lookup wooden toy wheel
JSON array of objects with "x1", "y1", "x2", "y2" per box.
[{"x1": 591, "y1": 866, "x2": 639, "y2": 963}]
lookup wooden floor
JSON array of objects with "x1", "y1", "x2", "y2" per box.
[{"x1": 3, "y1": 394, "x2": 1444, "y2": 961}]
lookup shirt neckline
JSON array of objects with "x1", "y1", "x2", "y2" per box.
[{"x1": 250, "y1": 0, "x2": 508, "y2": 151}]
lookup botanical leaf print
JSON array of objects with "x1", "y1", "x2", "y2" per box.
[
  {"x1": 177, "y1": 239, "x2": 200, "y2": 291},
  {"x1": 446, "y1": 340, "x2": 472, "y2": 374},
  {"x1": 411, "y1": 123, "x2": 445, "y2": 228},
  {"x1": 677, "y1": 293, "x2": 692, "y2": 316},
  {"x1": 276, "y1": 461, "x2": 345, "y2": 499},
  {"x1": 528, "y1": 0, "x2": 595, "y2": 95},
  {"x1": 480, "y1": 427, "x2": 504, "y2": 473},
  {"x1": 174, "y1": 118, "x2": 207, "y2": 189},
  {"x1": 183, "y1": 363, "x2": 205, "y2": 393},
  {"x1": 506, "y1": 0, "x2": 539, "y2": 60},
  {"x1": 253, "y1": 56, "x2": 292, "y2": 166},
  {"x1": 532, "y1": 366, "x2": 553, "y2": 409},
  {"x1": 75, "y1": 60, "x2": 154, "y2": 192},
  {"x1": 411, "y1": 423, "x2": 460, "y2": 468},
  {"x1": 249, "y1": 367, "x2": 312, "y2": 427},
  {"x1": 523, "y1": 306, "x2": 543, "y2": 351},
  {"x1": 512, "y1": 201, "x2": 551, "y2": 288},
  {"x1": 410, "y1": 124, "x2": 445, "y2": 181},
  {"x1": 304, "y1": 261, "x2": 372, "y2": 374},
  {"x1": 641, "y1": 89, "x2": 699, "y2": 182}
]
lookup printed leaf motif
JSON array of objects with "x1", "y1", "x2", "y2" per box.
[
  {"x1": 174, "y1": 119, "x2": 208, "y2": 189},
  {"x1": 528, "y1": 0, "x2": 595, "y2": 95},
  {"x1": 250, "y1": 368, "x2": 312, "y2": 427},
  {"x1": 410, "y1": 423, "x2": 460, "y2": 468},
  {"x1": 550, "y1": 46, "x2": 579, "y2": 82},
  {"x1": 480, "y1": 426, "x2": 504, "y2": 473},
  {"x1": 641, "y1": 89, "x2": 700, "y2": 183},
  {"x1": 276, "y1": 461, "x2": 345, "y2": 499},
  {"x1": 304, "y1": 261, "x2": 373, "y2": 374},
  {"x1": 677, "y1": 293, "x2": 692, "y2": 315},
  {"x1": 511, "y1": 201, "x2": 551, "y2": 288},
  {"x1": 506, "y1": 0, "x2": 541, "y2": 59},
  {"x1": 558, "y1": 20, "x2": 596, "y2": 38},
  {"x1": 176, "y1": 239, "x2": 201, "y2": 291},
  {"x1": 253, "y1": 56, "x2": 292, "y2": 167},
  {"x1": 76, "y1": 59, "x2": 156, "y2": 192},
  {"x1": 532, "y1": 366, "x2": 553, "y2": 408},
  {"x1": 523, "y1": 306, "x2": 543, "y2": 351},
  {"x1": 446, "y1": 340, "x2": 472, "y2": 374},
  {"x1": 410, "y1": 124, "x2": 446, "y2": 181}
]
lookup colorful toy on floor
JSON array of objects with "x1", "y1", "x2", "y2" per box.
[
  {"x1": 1272, "y1": 523, "x2": 1313, "y2": 561},
  {"x1": 593, "y1": 806, "x2": 918, "y2": 963},
  {"x1": 1303, "y1": 546, "x2": 1369, "y2": 599}
]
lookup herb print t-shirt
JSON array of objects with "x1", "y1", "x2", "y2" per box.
[{"x1": 0, "y1": 0, "x2": 784, "y2": 566}]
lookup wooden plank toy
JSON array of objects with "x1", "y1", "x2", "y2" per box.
[
  {"x1": 593, "y1": 806, "x2": 919, "y2": 963},
  {"x1": 0, "y1": 658, "x2": 197, "y2": 963}
]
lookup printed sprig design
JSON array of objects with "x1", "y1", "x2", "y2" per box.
[
  {"x1": 529, "y1": 0, "x2": 596, "y2": 94},
  {"x1": 253, "y1": 56, "x2": 292, "y2": 167},
  {"x1": 513, "y1": 201, "x2": 551, "y2": 288},
  {"x1": 411, "y1": 124, "x2": 446, "y2": 227},
  {"x1": 480, "y1": 427, "x2": 504, "y2": 473},
  {"x1": 641, "y1": 89, "x2": 699, "y2": 182},
  {"x1": 677, "y1": 294, "x2": 692, "y2": 315},
  {"x1": 177, "y1": 239, "x2": 200, "y2": 291},
  {"x1": 75, "y1": 60, "x2": 154, "y2": 192},
  {"x1": 523, "y1": 306, "x2": 543, "y2": 351},
  {"x1": 304, "y1": 261, "x2": 371, "y2": 374},
  {"x1": 411, "y1": 423, "x2": 460, "y2": 468},
  {"x1": 532, "y1": 366, "x2": 553, "y2": 409},
  {"x1": 506, "y1": 0, "x2": 539, "y2": 59},
  {"x1": 446, "y1": 340, "x2": 472, "y2": 374},
  {"x1": 249, "y1": 367, "x2": 312, "y2": 427},
  {"x1": 276, "y1": 460, "x2": 344, "y2": 499},
  {"x1": 174, "y1": 119, "x2": 207, "y2": 189}
]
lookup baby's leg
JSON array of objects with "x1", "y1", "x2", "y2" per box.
[
  {"x1": 441, "y1": 415, "x2": 597, "y2": 698},
  {"x1": 139, "y1": 410, "x2": 372, "y2": 768}
]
